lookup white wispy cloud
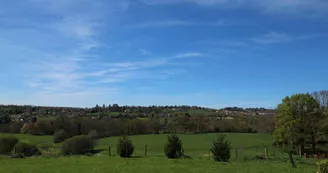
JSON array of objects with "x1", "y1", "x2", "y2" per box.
[
  {"x1": 0, "y1": 0, "x2": 130, "y2": 99},
  {"x1": 54, "y1": 17, "x2": 96, "y2": 39},
  {"x1": 249, "y1": 32, "x2": 325, "y2": 45},
  {"x1": 99, "y1": 58, "x2": 175, "y2": 83},
  {"x1": 106, "y1": 58, "x2": 169, "y2": 69},
  {"x1": 139, "y1": 49, "x2": 152, "y2": 56},
  {"x1": 142, "y1": 0, "x2": 328, "y2": 17},
  {"x1": 129, "y1": 19, "x2": 236, "y2": 28},
  {"x1": 130, "y1": 20, "x2": 195, "y2": 28},
  {"x1": 250, "y1": 32, "x2": 293, "y2": 44},
  {"x1": 195, "y1": 32, "x2": 323, "y2": 48},
  {"x1": 174, "y1": 52, "x2": 208, "y2": 58}
]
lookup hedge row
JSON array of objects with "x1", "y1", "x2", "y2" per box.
[{"x1": 0, "y1": 136, "x2": 40, "y2": 157}]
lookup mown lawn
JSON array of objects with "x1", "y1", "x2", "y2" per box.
[
  {"x1": 0, "y1": 133, "x2": 318, "y2": 173},
  {"x1": 97, "y1": 133, "x2": 272, "y2": 157},
  {"x1": 0, "y1": 156, "x2": 316, "y2": 173}
]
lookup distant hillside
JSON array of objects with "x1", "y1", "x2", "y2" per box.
[
  {"x1": 0, "y1": 104, "x2": 276, "y2": 136},
  {"x1": 0, "y1": 104, "x2": 275, "y2": 121}
]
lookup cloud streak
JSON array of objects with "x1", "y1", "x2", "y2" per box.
[
  {"x1": 195, "y1": 32, "x2": 324, "y2": 49},
  {"x1": 0, "y1": 0, "x2": 129, "y2": 99},
  {"x1": 131, "y1": 20, "x2": 194, "y2": 28},
  {"x1": 249, "y1": 32, "x2": 293, "y2": 44},
  {"x1": 141, "y1": 0, "x2": 328, "y2": 17},
  {"x1": 139, "y1": 49, "x2": 152, "y2": 56},
  {"x1": 174, "y1": 52, "x2": 208, "y2": 58},
  {"x1": 129, "y1": 19, "x2": 236, "y2": 28},
  {"x1": 249, "y1": 32, "x2": 326, "y2": 45}
]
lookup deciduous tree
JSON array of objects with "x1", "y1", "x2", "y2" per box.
[{"x1": 273, "y1": 93, "x2": 323, "y2": 154}]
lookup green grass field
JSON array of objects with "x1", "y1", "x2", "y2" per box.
[{"x1": 0, "y1": 133, "x2": 318, "y2": 173}]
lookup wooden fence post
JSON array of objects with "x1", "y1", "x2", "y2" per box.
[
  {"x1": 236, "y1": 148, "x2": 239, "y2": 159},
  {"x1": 126, "y1": 142, "x2": 128, "y2": 157},
  {"x1": 145, "y1": 144, "x2": 148, "y2": 156},
  {"x1": 108, "y1": 146, "x2": 111, "y2": 156},
  {"x1": 288, "y1": 151, "x2": 297, "y2": 168},
  {"x1": 264, "y1": 148, "x2": 268, "y2": 159}
]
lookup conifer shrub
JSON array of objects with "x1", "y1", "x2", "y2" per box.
[
  {"x1": 164, "y1": 134, "x2": 184, "y2": 159},
  {"x1": 116, "y1": 136, "x2": 134, "y2": 158},
  {"x1": 211, "y1": 133, "x2": 231, "y2": 162}
]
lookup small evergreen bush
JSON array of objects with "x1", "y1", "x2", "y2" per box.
[
  {"x1": 61, "y1": 135, "x2": 94, "y2": 155},
  {"x1": 164, "y1": 134, "x2": 183, "y2": 159},
  {"x1": 116, "y1": 136, "x2": 134, "y2": 158},
  {"x1": 211, "y1": 133, "x2": 231, "y2": 162},
  {"x1": 0, "y1": 136, "x2": 18, "y2": 154}
]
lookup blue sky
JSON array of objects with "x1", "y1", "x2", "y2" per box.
[{"x1": 1, "y1": 0, "x2": 328, "y2": 108}]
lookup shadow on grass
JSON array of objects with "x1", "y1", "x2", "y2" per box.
[
  {"x1": 130, "y1": 156, "x2": 143, "y2": 158},
  {"x1": 183, "y1": 155, "x2": 192, "y2": 159},
  {"x1": 87, "y1": 149, "x2": 107, "y2": 155}
]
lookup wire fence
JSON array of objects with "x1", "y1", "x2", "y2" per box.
[{"x1": 103, "y1": 145, "x2": 298, "y2": 162}]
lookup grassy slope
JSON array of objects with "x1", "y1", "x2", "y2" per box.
[{"x1": 0, "y1": 133, "x2": 317, "y2": 173}]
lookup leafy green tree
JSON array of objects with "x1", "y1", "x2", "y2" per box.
[
  {"x1": 0, "y1": 114, "x2": 10, "y2": 124},
  {"x1": 164, "y1": 134, "x2": 183, "y2": 159},
  {"x1": 211, "y1": 133, "x2": 231, "y2": 162},
  {"x1": 273, "y1": 93, "x2": 323, "y2": 154},
  {"x1": 176, "y1": 114, "x2": 190, "y2": 133}
]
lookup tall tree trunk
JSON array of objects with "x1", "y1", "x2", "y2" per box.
[
  {"x1": 77, "y1": 123, "x2": 82, "y2": 135},
  {"x1": 311, "y1": 136, "x2": 316, "y2": 154}
]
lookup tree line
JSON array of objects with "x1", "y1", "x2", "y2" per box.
[
  {"x1": 0, "y1": 104, "x2": 273, "y2": 119},
  {"x1": 0, "y1": 111, "x2": 275, "y2": 139}
]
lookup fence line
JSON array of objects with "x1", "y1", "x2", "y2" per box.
[{"x1": 106, "y1": 144, "x2": 285, "y2": 161}]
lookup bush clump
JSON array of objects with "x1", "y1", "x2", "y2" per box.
[
  {"x1": 88, "y1": 130, "x2": 100, "y2": 139},
  {"x1": 211, "y1": 133, "x2": 231, "y2": 162},
  {"x1": 164, "y1": 134, "x2": 184, "y2": 159},
  {"x1": 38, "y1": 142, "x2": 55, "y2": 151},
  {"x1": 20, "y1": 123, "x2": 36, "y2": 134},
  {"x1": 0, "y1": 136, "x2": 19, "y2": 154},
  {"x1": 13, "y1": 141, "x2": 40, "y2": 157},
  {"x1": 318, "y1": 160, "x2": 328, "y2": 173},
  {"x1": 61, "y1": 135, "x2": 94, "y2": 155},
  {"x1": 53, "y1": 129, "x2": 69, "y2": 143},
  {"x1": 116, "y1": 136, "x2": 134, "y2": 158}
]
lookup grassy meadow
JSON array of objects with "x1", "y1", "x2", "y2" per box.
[{"x1": 0, "y1": 133, "x2": 318, "y2": 173}]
